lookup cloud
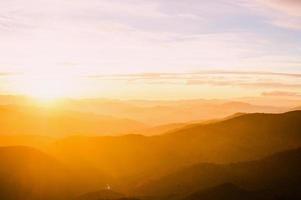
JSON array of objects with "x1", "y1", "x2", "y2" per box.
[
  {"x1": 0, "y1": 72, "x2": 21, "y2": 77},
  {"x1": 1, "y1": 1, "x2": 300, "y2": 64},
  {"x1": 87, "y1": 70, "x2": 301, "y2": 90},
  {"x1": 271, "y1": 17, "x2": 301, "y2": 30},
  {"x1": 88, "y1": 71, "x2": 301, "y2": 80},
  {"x1": 251, "y1": 0, "x2": 301, "y2": 30},
  {"x1": 0, "y1": 0, "x2": 301, "y2": 92},
  {"x1": 261, "y1": 91, "x2": 301, "y2": 97},
  {"x1": 186, "y1": 80, "x2": 301, "y2": 89},
  {"x1": 258, "y1": 0, "x2": 301, "y2": 16}
]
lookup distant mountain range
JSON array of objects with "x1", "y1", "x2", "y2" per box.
[
  {"x1": 61, "y1": 99, "x2": 287, "y2": 125},
  {"x1": 0, "y1": 95, "x2": 290, "y2": 126},
  {"x1": 0, "y1": 105, "x2": 146, "y2": 136}
]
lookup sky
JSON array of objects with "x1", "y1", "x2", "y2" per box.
[{"x1": 0, "y1": 0, "x2": 301, "y2": 100}]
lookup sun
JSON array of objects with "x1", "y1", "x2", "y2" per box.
[
  {"x1": 11, "y1": 70, "x2": 83, "y2": 105},
  {"x1": 18, "y1": 76, "x2": 74, "y2": 104},
  {"x1": 28, "y1": 80, "x2": 69, "y2": 102}
]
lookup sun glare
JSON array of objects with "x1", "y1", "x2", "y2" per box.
[
  {"x1": 17, "y1": 75, "x2": 75, "y2": 104},
  {"x1": 28, "y1": 81, "x2": 68, "y2": 102}
]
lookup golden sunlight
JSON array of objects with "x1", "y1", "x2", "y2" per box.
[{"x1": 17, "y1": 75, "x2": 74, "y2": 103}]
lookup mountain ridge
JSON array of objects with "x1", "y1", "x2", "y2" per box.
[{"x1": 135, "y1": 147, "x2": 301, "y2": 199}]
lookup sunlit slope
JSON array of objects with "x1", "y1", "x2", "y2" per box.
[
  {"x1": 161, "y1": 110, "x2": 301, "y2": 162},
  {"x1": 0, "y1": 105, "x2": 146, "y2": 136},
  {"x1": 0, "y1": 146, "x2": 113, "y2": 200},
  {"x1": 51, "y1": 111, "x2": 301, "y2": 188},
  {"x1": 136, "y1": 123, "x2": 187, "y2": 136},
  {"x1": 135, "y1": 147, "x2": 301, "y2": 199},
  {"x1": 0, "y1": 135, "x2": 54, "y2": 149}
]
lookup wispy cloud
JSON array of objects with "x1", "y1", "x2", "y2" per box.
[
  {"x1": 261, "y1": 90, "x2": 301, "y2": 97},
  {"x1": 187, "y1": 80, "x2": 301, "y2": 89},
  {"x1": 257, "y1": 0, "x2": 301, "y2": 16},
  {"x1": 0, "y1": 0, "x2": 300, "y2": 99},
  {"x1": 0, "y1": 0, "x2": 300, "y2": 74},
  {"x1": 88, "y1": 71, "x2": 301, "y2": 80},
  {"x1": 87, "y1": 70, "x2": 301, "y2": 89},
  {"x1": 0, "y1": 72, "x2": 21, "y2": 77},
  {"x1": 250, "y1": 0, "x2": 301, "y2": 30}
]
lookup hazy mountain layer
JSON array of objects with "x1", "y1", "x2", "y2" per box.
[
  {"x1": 0, "y1": 105, "x2": 146, "y2": 136},
  {"x1": 49, "y1": 111, "x2": 301, "y2": 190}
]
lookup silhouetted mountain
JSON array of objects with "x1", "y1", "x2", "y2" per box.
[
  {"x1": 292, "y1": 106, "x2": 301, "y2": 111},
  {"x1": 0, "y1": 146, "x2": 73, "y2": 200},
  {"x1": 163, "y1": 110, "x2": 301, "y2": 163},
  {"x1": 0, "y1": 109, "x2": 300, "y2": 199},
  {"x1": 76, "y1": 189, "x2": 124, "y2": 200},
  {"x1": 0, "y1": 146, "x2": 116, "y2": 200},
  {"x1": 183, "y1": 183, "x2": 277, "y2": 200},
  {"x1": 135, "y1": 147, "x2": 301, "y2": 199}
]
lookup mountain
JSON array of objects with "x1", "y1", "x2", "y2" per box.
[
  {"x1": 51, "y1": 111, "x2": 301, "y2": 191},
  {"x1": 0, "y1": 110, "x2": 300, "y2": 199},
  {"x1": 59, "y1": 98, "x2": 285, "y2": 125},
  {"x1": 0, "y1": 105, "x2": 147, "y2": 136},
  {"x1": 183, "y1": 183, "x2": 276, "y2": 200},
  {"x1": 0, "y1": 135, "x2": 54, "y2": 149},
  {"x1": 292, "y1": 106, "x2": 301, "y2": 111},
  {"x1": 161, "y1": 110, "x2": 301, "y2": 162},
  {"x1": 0, "y1": 145, "x2": 113, "y2": 200},
  {"x1": 136, "y1": 123, "x2": 187, "y2": 136},
  {"x1": 0, "y1": 96, "x2": 289, "y2": 126},
  {"x1": 135, "y1": 147, "x2": 301, "y2": 199},
  {"x1": 75, "y1": 189, "x2": 124, "y2": 200},
  {"x1": 135, "y1": 113, "x2": 247, "y2": 136},
  {"x1": 0, "y1": 146, "x2": 74, "y2": 200}
]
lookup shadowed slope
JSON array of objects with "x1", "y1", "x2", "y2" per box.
[
  {"x1": 135, "y1": 147, "x2": 301, "y2": 199},
  {"x1": 75, "y1": 189, "x2": 124, "y2": 200},
  {"x1": 183, "y1": 183, "x2": 276, "y2": 200}
]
